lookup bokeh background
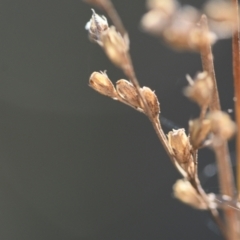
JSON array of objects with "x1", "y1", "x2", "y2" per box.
[{"x1": 0, "y1": 0, "x2": 235, "y2": 239}]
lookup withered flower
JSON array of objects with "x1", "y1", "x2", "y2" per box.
[
  {"x1": 173, "y1": 179, "x2": 208, "y2": 209},
  {"x1": 167, "y1": 129, "x2": 192, "y2": 164},
  {"x1": 140, "y1": 87, "x2": 160, "y2": 118},
  {"x1": 146, "y1": 0, "x2": 178, "y2": 16},
  {"x1": 189, "y1": 118, "x2": 211, "y2": 149},
  {"x1": 204, "y1": 0, "x2": 239, "y2": 38},
  {"x1": 101, "y1": 26, "x2": 129, "y2": 68},
  {"x1": 141, "y1": 0, "x2": 178, "y2": 35},
  {"x1": 141, "y1": 10, "x2": 170, "y2": 35},
  {"x1": 184, "y1": 72, "x2": 213, "y2": 107},
  {"x1": 116, "y1": 80, "x2": 142, "y2": 109},
  {"x1": 85, "y1": 9, "x2": 109, "y2": 43},
  {"x1": 188, "y1": 26, "x2": 217, "y2": 51},
  {"x1": 207, "y1": 111, "x2": 236, "y2": 140},
  {"x1": 162, "y1": 6, "x2": 200, "y2": 50},
  {"x1": 89, "y1": 71, "x2": 117, "y2": 98}
]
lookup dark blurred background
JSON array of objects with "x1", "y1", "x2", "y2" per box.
[{"x1": 0, "y1": 0, "x2": 235, "y2": 239}]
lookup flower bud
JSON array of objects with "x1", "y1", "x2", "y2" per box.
[
  {"x1": 101, "y1": 26, "x2": 129, "y2": 68},
  {"x1": 167, "y1": 129, "x2": 192, "y2": 164},
  {"x1": 85, "y1": 9, "x2": 109, "y2": 42},
  {"x1": 173, "y1": 179, "x2": 208, "y2": 209},
  {"x1": 89, "y1": 71, "x2": 117, "y2": 98},
  {"x1": 184, "y1": 72, "x2": 213, "y2": 107},
  {"x1": 189, "y1": 118, "x2": 211, "y2": 149},
  {"x1": 140, "y1": 87, "x2": 160, "y2": 118},
  {"x1": 116, "y1": 80, "x2": 142, "y2": 109},
  {"x1": 207, "y1": 111, "x2": 236, "y2": 140}
]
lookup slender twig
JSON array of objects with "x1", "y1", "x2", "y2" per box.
[
  {"x1": 199, "y1": 15, "x2": 220, "y2": 111},
  {"x1": 213, "y1": 141, "x2": 239, "y2": 240},
  {"x1": 199, "y1": 15, "x2": 239, "y2": 240},
  {"x1": 190, "y1": 150, "x2": 226, "y2": 238},
  {"x1": 85, "y1": 0, "x2": 190, "y2": 178},
  {"x1": 100, "y1": 0, "x2": 127, "y2": 38},
  {"x1": 231, "y1": 0, "x2": 240, "y2": 198}
]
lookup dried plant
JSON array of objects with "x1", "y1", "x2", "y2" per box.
[{"x1": 83, "y1": 0, "x2": 240, "y2": 239}]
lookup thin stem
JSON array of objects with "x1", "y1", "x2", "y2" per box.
[
  {"x1": 213, "y1": 140, "x2": 239, "y2": 240},
  {"x1": 100, "y1": 0, "x2": 127, "y2": 38},
  {"x1": 199, "y1": 15, "x2": 220, "y2": 111},
  {"x1": 190, "y1": 175, "x2": 227, "y2": 238},
  {"x1": 231, "y1": 0, "x2": 240, "y2": 198},
  {"x1": 199, "y1": 14, "x2": 238, "y2": 240},
  {"x1": 94, "y1": 0, "x2": 188, "y2": 177},
  {"x1": 190, "y1": 150, "x2": 227, "y2": 238}
]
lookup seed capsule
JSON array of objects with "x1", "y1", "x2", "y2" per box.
[
  {"x1": 167, "y1": 129, "x2": 191, "y2": 164},
  {"x1": 173, "y1": 179, "x2": 208, "y2": 209},
  {"x1": 89, "y1": 71, "x2": 117, "y2": 98},
  {"x1": 116, "y1": 80, "x2": 142, "y2": 109},
  {"x1": 207, "y1": 111, "x2": 236, "y2": 140},
  {"x1": 184, "y1": 72, "x2": 213, "y2": 107},
  {"x1": 140, "y1": 87, "x2": 160, "y2": 118},
  {"x1": 189, "y1": 118, "x2": 211, "y2": 149},
  {"x1": 85, "y1": 9, "x2": 109, "y2": 42}
]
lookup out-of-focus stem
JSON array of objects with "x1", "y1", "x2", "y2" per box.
[
  {"x1": 199, "y1": 15, "x2": 238, "y2": 240},
  {"x1": 199, "y1": 15, "x2": 220, "y2": 111},
  {"x1": 213, "y1": 141, "x2": 239, "y2": 240},
  {"x1": 231, "y1": 0, "x2": 240, "y2": 199}
]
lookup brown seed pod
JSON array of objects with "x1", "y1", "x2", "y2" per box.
[
  {"x1": 184, "y1": 72, "x2": 213, "y2": 107},
  {"x1": 167, "y1": 129, "x2": 192, "y2": 164},
  {"x1": 116, "y1": 79, "x2": 142, "y2": 109},
  {"x1": 89, "y1": 71, "x2": 117, "y2": 98},
  {"x1": 140, "y1": 87, "x2": 160, "y2": 118},
  {"x1": 189, "y1": 118, "x2": 212, "y2": 149},
  {"x1": 207, "y1": 111, "x2": 236, "y2": 140},
  {"x1": 173, "y1": 179, "x2": 208, "y2": 209},
  {"x1": 85, "y1": 9, "x2": 109, "y2": 42},
  {"x1": 101, "y1": 26, "x2": 129, "y2": 68}
]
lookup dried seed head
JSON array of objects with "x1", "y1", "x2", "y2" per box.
[
  {"x1": 85, "y1": 9, "x2": 109, "y2": 42},
  {"x1": 147, "y1": 0, "x2": 178, "y2": 16},
  {"x1": 116, "y1": 80, "x2": 142, "y2": 109},
  {"x1": 189, "y1": 118, "x2": 212, "y2": 149},
  {"x1": 173, "y1": 179, "x2": 208, "y2": 209},
  {"x1": 89, "y1": 71, "x2": 117, "y2": 98},
  {"x1": 141, "y1": 10, "x2": 169, "y2": 35},
  {"x1": 207, "y1": 111, "x2": 236, "y2": 140},
  {"x1": 162, "y1": 6, "x2": 201, "y2": 50},
  {"x1": 101, "y1": 26, "x2": 129, "y2": 68},
  {"x1": 140, "y1": 87, "x2": 160, "y2": 118},
  {"x1": 204, "y1": 0, "x2": 239, "y2": 38},
  {"x1": 184, "y1": 72, "x2": 213, "y2": 107},
  {"x1": 167, "y1": 129, "x2": 192, "y2": 164},
  {"x1": 188, "y1": 26, "x2": 217, "y2": 51}
]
